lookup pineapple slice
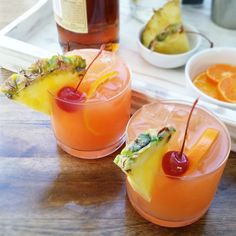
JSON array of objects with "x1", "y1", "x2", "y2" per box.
[
  {"x1": 0, "y1": 55, "x2": 86, "y2": 114},
  {"x1": 142, "y1": 0, "x2": 190, "y2": 54},
  {"x1": 114, "y1": 127, "x2": 175, "y2": 202}
]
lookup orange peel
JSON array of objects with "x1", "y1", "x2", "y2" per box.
[
  {"x1": 87, "y1": 71, "x2": 118, "y2": 98},
  {"x1": 84, "y1": 71, "x2": 119, "y2": 136},
  {"x1": 186, "y1": 128, "x2": 219, "y2": 173},
  {"x1": 104, "y1": 43, "x2": 119, "y2": 52}
]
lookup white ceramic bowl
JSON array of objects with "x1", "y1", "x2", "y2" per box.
[
  {"x1": 138, "y1": 24, "x2": 202, "y2": 68},
  {"x1": 185, "y1": 47, "x2": 236, "y2": 110}
]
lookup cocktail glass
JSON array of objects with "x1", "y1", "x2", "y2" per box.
[
  {"x1": 126, "y1": 100, "x2": 231, "y2": 227},
  {"x1": 49, "y1": 49, "x2": 131, "y2": 159}
]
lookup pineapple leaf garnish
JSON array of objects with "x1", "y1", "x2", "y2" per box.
[
  {"x1": 114, "y1": 126, "x2": 176, "y2": 201},
  {"x1": 0, "y1": 55, "x2": 86, "y2": 98},
  {"x1": 114, "y1": 127, "x2": 176, "y2": 173}
]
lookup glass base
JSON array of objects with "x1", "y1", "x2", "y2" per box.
[
  {"x1": 127, "y1": 189, "x2": 207, "y2": 228},
  {"x1": 56, "y1": 135, "x2": 125, "y2": 159}
]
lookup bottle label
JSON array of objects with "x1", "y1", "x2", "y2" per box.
[{"x1": 53, "y1": 0, "x2": 88, "y2": 34}]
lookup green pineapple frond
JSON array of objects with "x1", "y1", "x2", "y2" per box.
[
  {"x1": 0, "y1": 55, "x2": 86, "y2": 98},
  {"x1": 114, "y1": 127, "x2": 176, "y2": 172}
]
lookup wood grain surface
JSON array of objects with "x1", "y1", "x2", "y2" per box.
[{"x1": 1, "y1": 1, "x2": 236, "y2": 235}]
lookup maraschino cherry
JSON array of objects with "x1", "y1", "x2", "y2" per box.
[
  {"x1": 162, "y1": 98, "x2": 199, "y2": 176},
  {"x1": 57, "y1": 44, "x2": 105, "y2": 112},
  {"x1": 56, "y1": 86, "x2": 86, "y2": 112}
]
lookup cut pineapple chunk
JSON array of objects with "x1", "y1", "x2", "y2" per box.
[
  {"x1": 150, "y1": 31, "x2": 190, "y2": 54},
  {"x1": 0, "y1": 55, "x2": 86, "y2": 114},
  {"x1": 142, "y1": 0, "x2": 190, "y2": 54},
  {"x1": 14, "y1": 71, "x2": 82, "y2": 114},
  {"x1": 114, "y1": 127, "x2": 175, "y2": 202}
]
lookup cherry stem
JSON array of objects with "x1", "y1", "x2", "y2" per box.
[
  {"x1": 178, "y1": 97, "x2": 200, "y2": 160},
  {"x1": 75, "y1": 44, "x2": 105, "y2": 92},
  {"x1": 186, "y1": 31, "x2": 214, "y2": 48}
]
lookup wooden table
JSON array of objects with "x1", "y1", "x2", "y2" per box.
[{"x1": 0, "y1": 1, "x2": 236, "y2": 235}]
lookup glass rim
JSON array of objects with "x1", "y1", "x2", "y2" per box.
[
  {"x1": 126, "y1": 99, "x2": 231, "y2": 180},
  {"x1": 48, "y1": 62, "x2": 131, "y2": 106}
]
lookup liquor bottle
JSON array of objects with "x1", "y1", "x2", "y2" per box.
[{"x1": 53, "y1": 0, "x2": 119, "y2": 52}]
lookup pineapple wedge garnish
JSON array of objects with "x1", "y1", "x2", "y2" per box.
[
  {"x1": 142, "y1": 0, "x2": 190, "y2": 54},
  {"x1": 0, "y1": 55, "x2": 86, "y2": 114},
  {"x1": 114, "y1": 127, "x2": 175, "y2": 202}
]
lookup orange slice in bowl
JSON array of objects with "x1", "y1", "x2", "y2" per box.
[
  {"x1": 206, "y1": 64, "x2": 236, "y2": 83},
  {"x1": 217, "y1": 76, "x2": 236, "y2": 103},
  {"x1": 193, "y1": 72, "x2": 220, "y2": 99}
]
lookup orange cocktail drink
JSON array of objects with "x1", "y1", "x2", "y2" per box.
[
  {"x1": 125, "y1": 101, "x2": 231, "y2": 227},
  {"x1": 49, "y1": 49, "x2": 131, "y2": 159}
]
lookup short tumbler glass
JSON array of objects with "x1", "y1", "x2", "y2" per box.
[
  {"x1": 126, "y1": 100, "x2": 231, "y2": 227},
  {"x1": 49, "y1": 49, "x2": 131, "y2": 159}
]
